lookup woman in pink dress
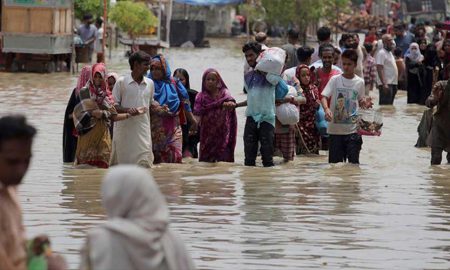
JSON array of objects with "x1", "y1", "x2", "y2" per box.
[{"x1": 194, "y1": 69, "x2": 237, "y2": 162}]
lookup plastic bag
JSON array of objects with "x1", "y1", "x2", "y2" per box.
[
  {"x1": 315, "y1": 104, "x2": 328, "y2": 136},
  {"x1": 255, "y1": 47, "x2": 286, "y2": 75},
  {"x1": 357, "y1": 110, "x2": 383, "y2": 136},
  {"x1": 276, "y1": 103, "x2": 299, "y2": 125}
]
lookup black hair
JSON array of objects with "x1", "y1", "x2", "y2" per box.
[
  {"x1": 0, "y1": 115, "x2": 36, "y2": 150},
  {"x1": 341, "y1": 49, "x2": 358, "y2": 64},
  {"x1": 287, "y1": 29, "x2": 299, "y2": 40},
  {"x1": 340, "y1": 33, "x2": 353, "y2": 43},
  {"x1": 96, "y1": 17, "x2": 103, "y2": 26},
  {"x1": 393, "y1": 47, "x2": 402, "y2": 58},
  {"x1": 424, "y1": 44, "x2": 439, "y2": 67},
  {"x1": 128, "y1": 51, "x2": 150, "y2": 71},
  {"x1": 410, "y1": 17, "x2": 417, "y2": 24},
  {"x1": 83, "y1": 14, "x2": 93, "y2": 21},
  {"x1": 317, "y1": 27, "x2": 331, "y2": 42},
  {"x1": 296, "y1": 46, "x2": 314, "y2": 62},
  {"x1": 319, "y1": 43, "x2": 335, "y2": 57},
  {"x1": 242, "y1": 41, "x2": 262, "y2": 54},
  {"x1": 364, "y1": 43, "x2": 373, "y2": 54},
  {"x1": 173, "y1": 68, "x2": 190, "y2": 90},
  {"x1": 394, "y1": 23, "x2": 405, "y2": 30}
]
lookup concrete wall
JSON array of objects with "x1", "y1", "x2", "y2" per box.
[{"x1": 172, "y1": 3, "x2": 236, "y2": 36}]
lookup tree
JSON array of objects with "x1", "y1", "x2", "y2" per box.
[
  {"x1": 75, "y1": 0, "x2": 106, "y2": 20},
  {"x1": 109, "y1": 1, "x2": 158, "y2": 39},
  {"x1": 260, "y1": 0, "x2": 350, "y2": 43}
]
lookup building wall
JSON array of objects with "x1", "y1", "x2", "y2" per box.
[{"x1": 172, "y1": 3, "x2": 236, "y2": 35}]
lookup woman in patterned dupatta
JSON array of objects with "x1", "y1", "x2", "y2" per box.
[
  {"x1": 148, "y1": 55, "x2": 197, "y2": 164},
  {"x1": 74, "y1": 63, "x2": 144, "y2": 168},
  {"x1": 194, "y1": 68, "x2": 237, "y2": 162},
  {"x1": 296, "y1": 64, "x2": 321, "y2": 154}
]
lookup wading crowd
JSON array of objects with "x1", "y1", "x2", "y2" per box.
[{"x1": 1, "y1": 16, "x2": 449, "y2": 270}]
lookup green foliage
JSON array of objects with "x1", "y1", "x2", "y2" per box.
[
  {"x1": 260, "y1": 0, "x2": 350, "y2": 41},
  {"x1": 109, "y1": 1, "x2": 158, "y2": 38},
  {"x1": 75, "y1": 0, "x2": 105, "y2": 20}
]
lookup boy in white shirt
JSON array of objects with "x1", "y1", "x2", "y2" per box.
[{"x1": 321, "y1": 49, "x2": 372, "y2": 164}]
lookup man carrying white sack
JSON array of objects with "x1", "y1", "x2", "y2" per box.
[{"x1": 235, "y1": 45, "x2": 289, "y2": 167}]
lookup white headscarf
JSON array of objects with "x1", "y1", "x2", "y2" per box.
[
  {"x1": 405, "y1": 42, "x2": 424, "y2": 62},
  {"x1": 85, "y1": 165, "x2": 195, "y2": 270}
]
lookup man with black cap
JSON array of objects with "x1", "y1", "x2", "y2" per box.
[{"x1": 77, "y1": 14, "x2": 98, "y2": 62}]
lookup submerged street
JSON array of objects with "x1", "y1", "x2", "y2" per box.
[{"x1": 1, "y1": 39, "x2": 449, "y2": 269}]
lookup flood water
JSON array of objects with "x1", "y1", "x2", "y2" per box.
[{"x1": 1, "y1": 39, "x2": 450, "y2": 270}]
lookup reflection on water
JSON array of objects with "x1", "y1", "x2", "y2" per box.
[{"x1": 1, "y1": 39, "x2": 450, "y2": 269}]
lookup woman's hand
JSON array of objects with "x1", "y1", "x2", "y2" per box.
[
  {"x1": 189, "y1": 118, "x2": 198, "y2": 135},
  {"x1": 91, "y1": 109, "x2": 103, "y2": 119},
  {"x1": 223, "y1": 101, "x2": 236, "y2": 110}
]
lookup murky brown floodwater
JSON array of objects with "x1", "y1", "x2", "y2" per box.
[{"x1": 1, "y1": 39, "x2": 450, "y2": 270}]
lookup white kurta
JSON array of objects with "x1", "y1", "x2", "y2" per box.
[{"x1": 110, "y1": 74, "x2": 155, "y2": 167}]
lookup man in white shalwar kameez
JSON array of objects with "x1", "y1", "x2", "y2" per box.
[{"x1": 111, "y1": 51, "x2": 155, "y2": 167}]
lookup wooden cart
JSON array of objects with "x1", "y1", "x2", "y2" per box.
[{"x1": 1, "y1": 0, "x2": 73, "y2": 72}]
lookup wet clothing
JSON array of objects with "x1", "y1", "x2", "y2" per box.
[
  {"x1": 378, "y1": 84, "x2": 398, "y2": 105},
  {"x1": 426, "y1": 80, "x2": 450, "y2": 164},
  {"x1": 322, "y1": 75, "x2": 366, "y2": 135},
  {"x1": 63, "y1": 88, "x2": 80, "y2": 163},
  {"x1": 376, "y1": 48, "x2": 398, "y2": 95},
  {"x1": 111, "y1": 74, "x2": 155, "y2": 168},
  {"x1": 151, "y1": 113, "x2": 183, "y2": 164},
  {"x1": 244, "y1": 71, "x2": 288, "y2": 167},
  {"x1": 405, "y1": 58, "x2": 425, "y2": 104},
  {"x1": 328, "y1": 133, "x2": 363, "y2": 164},
  {"x1": 244, "y1": 71, "x2": 288, "y2": 127},
  {"x1": 74, "y1": 88, "x2": 116, "y2": 168},
  {"x1": 194, "y1": 69, "x2": 237, "y2": 163},
  {"x1": 0, "y1": 187, "x2": 26, "y2": 270},
  {"x1": 74, "y1": 63, "x2": 116, "y2": 168},
  {"x1": 274, "y1": 122, "x2": 296, "y2": 161},
  {"x1": 415, "y1": 108, "x2": 433, "y2": 148},
  {"x1": 80, "y1": 165, "x2": 195, "y2": 270},
  {"x1": 297, "y1": 83, "x2": 321, "y2": 154},
  {"x1": 182, "y1": 89, "x2": 200, "y2": 158},
  {"x1": 149, "y1": 56, "x2": 191, "y2": 164},
  {"x1": 244, "y1": 117, "x2": 275, "y2": 167},
  {"x1": 322, "y1": 74, "x2": 365, "y2": 164},
  {"x1": 63, "y1": 66, "x2": 92, "y2": 162}
]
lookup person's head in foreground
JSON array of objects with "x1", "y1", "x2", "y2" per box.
[
  {"x1": 0, "y1": 115, "x2": 36, "y2": 187},
  {"x1": 82, "y1": 165, "x2": 195, "y2": 270}
]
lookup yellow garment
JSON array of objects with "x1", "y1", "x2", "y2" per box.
[
  {"x1": 75, "y1": 118, "x2": 112, "y2": 168},
  {"x1": 0, "y1": 187, "x2": 27, "y2": 270}
]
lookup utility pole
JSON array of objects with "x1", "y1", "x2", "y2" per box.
[{"x1": 103, "y1": 0, "x2": 107, "y2": 64}]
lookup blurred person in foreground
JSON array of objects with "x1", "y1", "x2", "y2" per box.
[
  {"x1": 79, "y1": 165, "x2": 195, "y2": 270},
  {"x1": 0, "y1": 115, "x2": 66, "y2": 270}
]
